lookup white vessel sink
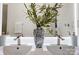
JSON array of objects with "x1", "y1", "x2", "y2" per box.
[
  {"x1": 3, "y1": 45, "x2": 32, "y2": 55},
  {"x1": 27, "y1": 48, "x2": 52, "y2": 55},
  {"x1": 47, "y1": 45, "x2": 75, "y2": 55}
]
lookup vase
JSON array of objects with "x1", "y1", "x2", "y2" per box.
[{"x1": 33, "y1": 27, "x2": 44, "y2": 48}]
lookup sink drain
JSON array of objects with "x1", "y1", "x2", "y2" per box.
[
  {"x1": 17, "y1": 47, "x2": 19, "y2": 49},
  {"x1": 59, "y1": 46, "x2": 62, "y2": 49}
]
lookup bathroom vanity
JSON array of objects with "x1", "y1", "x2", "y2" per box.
[{"x1": 0, "y1": 37, "x2": 78, "y2": 55}]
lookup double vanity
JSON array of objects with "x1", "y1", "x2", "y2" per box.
[{"x1": 0, "y1": 37, "x2": 78, "y2": 55}]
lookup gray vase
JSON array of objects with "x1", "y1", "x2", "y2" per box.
[{"x1": 33, "y1": 27, "x2": 44, "y2": 48}]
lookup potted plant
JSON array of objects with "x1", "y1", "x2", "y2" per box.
[{"x1": 24, "y1": 3, "x2": 62, "y2": 48}]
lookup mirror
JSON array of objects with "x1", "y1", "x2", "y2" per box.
[{"x1": 2, "y1": 3, "x2": 76, "y2": 37}]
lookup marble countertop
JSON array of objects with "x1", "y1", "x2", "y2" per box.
[
  {"x1": 0, "y1": 36, "x2": 79, "y2": 55},
  {"x1": 0, "y1": 46, "x2": 79, "y2": 55},
  {"x1": 0, "y1": 46, "x2": 51, "y2": 55},
  {"x1": 0, "y1": 46, "x2": 4, "y2": 55}
]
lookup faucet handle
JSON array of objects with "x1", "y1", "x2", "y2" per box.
[
  {"x1": 59, "y1": 36, "x2": 64, "y2": 40},
  {"x1": 61, "y1": 38, "x2": 64, "y2": 40},
  {"x1": 56, "y1": 34, "x2": 65, "y2": 40},
  {"x1": 14, "y1": 34, "x2": 23, "y2": 40}
]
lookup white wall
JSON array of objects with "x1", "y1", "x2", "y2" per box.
[
  {"x1": 77, "y1": 4, "x2": 79, "y2": 36},
  {"x1": 7, "y1": 3, "x2": 75, "y2": 37},
  {"x1": 0, "y1": 3, "x2": 2, "y2": 35}
]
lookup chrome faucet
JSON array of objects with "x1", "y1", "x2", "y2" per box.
[
  {"x1": 14, "y1": 34, "x2": 23, "y2": 49},
  {"x1": 56, "y1": 34, "x2": 64, "y2": 45},
  {"x1": 56, "y1": 34, "x2": 64, "y2": 49}
]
